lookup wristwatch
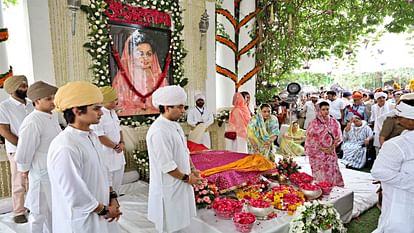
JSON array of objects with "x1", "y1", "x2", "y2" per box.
[
  {"x1": 97, "y1": 205, "x2": 108, "y2": 216},
  {"x1": 181, "y1": 174, "x2": 189, "y2": 183}
]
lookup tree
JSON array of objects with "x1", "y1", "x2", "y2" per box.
[
  {"x1": 2, "y1": 0, "x2": 18, "y2": 8},
  {"x1": 255, "y1": 0, "x2": 414, "y2": 103}
]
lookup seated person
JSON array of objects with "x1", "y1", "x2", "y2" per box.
[
  {"x1": 279, "y1": 121, "x2": 306, "y2": 157},
  {"x1": 247, "y1": 104, "x2": 280, "y2": 161},
  {"x1": 341, "y1": 115, "x2": 373, "y2": 169}
]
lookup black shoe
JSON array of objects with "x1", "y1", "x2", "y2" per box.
[{"x1": 13, "y1": 214, "x2": 28, "y2": 224}]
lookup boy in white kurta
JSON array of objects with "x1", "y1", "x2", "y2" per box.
[
  {"x1": 15, "y1": 81, "x2": 60, "y2": 233},
  {"x1": 0, "y1": 75, "x2": 34, "y2": 223},
  {"x1": 47, "y1": 81, "x2": 121, "y2": 233},
  {"x1": 187, "y1": 93, "x2": 214, "y2": 148},
  {"x1": 90, "y1": 86, "x2": 125, "y2": 193},
  {"x1": 147, "y1": 85, "x2": 203, "y2": 233},
  {"x1": 371, "y1": 99, "x2": 414, "y2": 233}
]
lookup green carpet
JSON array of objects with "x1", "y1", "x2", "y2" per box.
[{"x1": 345, "y1": 206, "x2": 381, "y2": 233}]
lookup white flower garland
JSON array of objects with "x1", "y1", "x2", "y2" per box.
[{"x1": 289, "y1": 200, "x2": 347, "y2": 233}]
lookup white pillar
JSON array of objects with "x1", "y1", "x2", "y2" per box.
[
  {"x1": 205, "y1": 1, "x2": 216, "y2": 113},
  {"x1": 0, "y1": 0, "x2": 10, "y2": 101},
  {"x1": 26, "y1": 0, "x2": 55, "y2": 84}
]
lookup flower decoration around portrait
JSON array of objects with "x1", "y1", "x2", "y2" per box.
[
  {"x1": 215, "y1": 107, "x2": 232, "y2": 127},
  {"x1": 81, "y1": 0, "x2": 187, "y2": 126}
]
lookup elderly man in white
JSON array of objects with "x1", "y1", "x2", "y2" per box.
[
  {"x1": 370, "y1": 92, "x2": 394, "y2": 154},
  {"x1": 147, "y1": 85, "x2": 203, "y2": 233},
  {"x1": 186, "y1": 93, "x2": 214, "y2": 148},
  {"x1": 15, "y1": 81, "x2": 61, "y2": 233},
  {"x1": 371, "y1": 97, "x2": 414, "y2": 233}
]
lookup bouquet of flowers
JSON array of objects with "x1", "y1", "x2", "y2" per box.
[
  {"x1": 193, "y1": 178, "x2": 219, "y2": 209},
  {"x1": 276, "y1": 157, "x2": 301, "y2": 177},
  {"x1": 132, "y1": 150, "x2": 149, "y2": 182},
  {"x1": 289, "y1": 200, "x2": 346, "y2": 233},
  {"x1": 215, "y1": 108, "x2": 231, "y2": 127}
]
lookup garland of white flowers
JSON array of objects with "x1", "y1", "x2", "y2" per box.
[
  {"x1": 132, "y1": 150, "x2": 149, "y2": 182},
  {"x1": 289, "y1": 200, "x2": 346, "y2": 233},
  {"x1": 82, "y1": 0, "x2": 188, "y2": 126}
]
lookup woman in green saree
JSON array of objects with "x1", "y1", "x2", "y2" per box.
[
  {"x1": 247, "y1": 104, "x2": 280, "y2": 161},
  {"x1": 279, "y1": 121, "x2": 306, "y2": 157}
]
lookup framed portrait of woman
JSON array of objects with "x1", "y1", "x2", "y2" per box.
[{"x1": 109, "y1": 22, "x2": 172, "y2": 116}]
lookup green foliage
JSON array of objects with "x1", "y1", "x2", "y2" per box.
[
  {"x1": 256, "y1": 0, "x2": 414, "y2": 96},
  {"x1": 2, "y1": 0, "x2": 18, "y2": 8}
]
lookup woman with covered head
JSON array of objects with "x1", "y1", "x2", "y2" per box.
[
  {"x1": 247, "y1": 104, "x2": 280, "y2": 161},
  {"x1": 341, "y1": 115, "x2": 373, "y2": 169},
  {"x1": 112, "y1": 31, "x2": 166, "y2": 115},
  {"x1": 305, "y1": 101, "x2": 344, "y2": 187},
  {"x1": 226, "y1": 92, "x2": 251, "y2": 153},
  {"x1": 279, "y1": 121, "x2": 306, "y2": 157}
]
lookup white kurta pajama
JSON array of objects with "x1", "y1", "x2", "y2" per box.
[
  {"x1": 47, "y1": 126, "x2": 111, "y2": 233},
  {"x1": 187, "y1": 106, "x2": 214, "y2": 148},
  {"x1": 146, "y1": 116, "x2": 196, "y2": 233},
  {"x1": 15, "y1": 110, "x2": 61, "y2": 233},
  {"x1": 370, "y1": 102, "x2": 394, "y2": 148},
  {"x1": 371, "y1": 130, "x2": 414, "y2": 233},
  {"x1": 90, "y1": 107, "x2": 126, "y2": 192}
]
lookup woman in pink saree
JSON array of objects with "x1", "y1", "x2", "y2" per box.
[
  {"x1": 113, "y1": 33, "x2": 167, "y2": 116},
  {"x1": 305, "y1": 101, "x2": 344, "y2": 187},
  {"x1": 226, "y1": 93, "x2": 251, "y2": 153}
]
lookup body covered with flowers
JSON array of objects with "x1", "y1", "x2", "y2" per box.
[
  {"x1": 290, "y1": 200, "x2": 346, "y2": 233},
  {"x1": 305, "y1": 102, "x2": 344, "y2": 187}
]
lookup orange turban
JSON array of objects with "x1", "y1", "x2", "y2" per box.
[{"x1": 352, "y1": 91, "x2": 363, "y2": 99}]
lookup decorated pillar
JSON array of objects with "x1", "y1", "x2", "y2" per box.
[
  {"x1": 0, "y1": 0, "x2": 12, "y2": 88},
  {"x1": 215, "y1": 0, "x2": 258, "y2": 110}
]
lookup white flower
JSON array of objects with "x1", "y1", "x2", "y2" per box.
[
  {"x1": 152, "y1": 0, "x2": 156, "y2": 5},
  {"x1": 98, "y1": 29, "x2": 103, "y2": 34},
  {"x1": 161, "y1": 1, "x2": 165, "y2": 5},
  {"x1": 94, "y1": 12, "x2": 100, "y2": 17},
  {"x1": 99, "y1": 81, "x2": 104, "y2": 85},
  {"x1": 97, "y1": 48, "x2": 102, "y2": 52},
  {"x1": 143, "y1": 1, "x2": 147, "y2": 5}
]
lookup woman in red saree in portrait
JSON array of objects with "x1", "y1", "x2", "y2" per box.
[
  {"x1": 112, "y1": 32, "x2": 167, "y2": 116},
  {"x1": 305, "y1": 101, "x2": 344, "y2": 187}
]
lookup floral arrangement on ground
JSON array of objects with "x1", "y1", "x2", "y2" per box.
[
  {"x1": 81, "y1": 0, "x2": 188, "y2": 127},
  {"x1": 276, "y1": 157, "x2": 301, "y2": 177},
  {"x1": 193, "y1": 178, "x2": 219, "y2": 209},
  {"x1": 289, "y1": 200, "x2": 346, "y2": 233},
  {"x1": 132, "y1": 150, "x2": 149, "y2": 182}
]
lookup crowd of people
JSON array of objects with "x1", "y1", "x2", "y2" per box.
[{"x1": 1, "y1": 75, "x2": 414, "y2": 233}]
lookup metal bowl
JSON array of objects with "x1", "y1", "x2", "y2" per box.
[
  {"x1": 300, "y1": 188, "x2": 322, "y2": 200},
  {"x1": 247, "y1": 205, "x2": 274, "y2": 217}
]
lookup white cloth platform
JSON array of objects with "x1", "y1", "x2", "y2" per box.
[{"x1": 0, "y1": 158, "x2": 378, "y2": 233}]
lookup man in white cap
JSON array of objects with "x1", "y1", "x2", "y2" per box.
[
  {"x1": 370, "y1": 91, "x2": 394, "y2": 154},
  {"x1": 371, "y1": 98, "x2": 414, "y2": 233},
  {"x1": 47, "y1": 81, "x2": 121, "y2": 233},
  {"x1": 15, "y1": 81, "x2": 60, "y2": 232},
  {"x1": 0, "y1": 75, "x2": 34, "y2": 223},
  {"x1": 302, "y1": 94, "x2": 318, "y2": 129},
  {"x1": 187, "y1": 93, "x2": 214, "y2": 148},
  {"x1": 147, "y1": 85, "x2": 203, "y2": 233}
]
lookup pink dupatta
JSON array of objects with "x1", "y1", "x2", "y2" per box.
[{"x1": 228, "y1": 93, "x2": 251, "y2": 139}]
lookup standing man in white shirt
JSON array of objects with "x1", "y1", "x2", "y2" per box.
[
  {"x1": 90, "y1": 86, "x2": 125, "y2": 193},
  {"x1": 327, "y1": 91, "x2": 345, "y2": 123},
  {"x1": 15, "y1": 81, "x2": 60, "y2": 232},
  {"x1": 47, "y1": 81, "x2": 121, "y2": 233},
  {"x1": 371, "y1": 98, "x2": 414, "y2": 233},
  {"x1": 187, "y1": 93, "x2": 214, "y2": 148},
  {"x1": 0, "y1": 75, "x2": 34, "y2": 223},
  {"x1": 147, "y1": 85, "x2": 203, "y2": 233},
  {"x1": 302, "y1": 94, "x2": 318, "y2": 129},
  {"x1": 370, "y1": 92, "x2": 394, "y2": 155}
]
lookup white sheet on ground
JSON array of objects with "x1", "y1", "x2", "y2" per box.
[{"x1": 0, "y1": 157, "x2": 378, "y2": 233}]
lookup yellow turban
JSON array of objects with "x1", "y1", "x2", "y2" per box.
[
  {"x1": 4, "y1": 75, "x2": 27, "y2": 94},
  {"x1": 99, "y1": 86, "x2": 118, "y2": 103},
  {"x1": 54, "y1": 81, "x2": 103, "y2": 112}
]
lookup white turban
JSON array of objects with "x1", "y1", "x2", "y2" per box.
[
  {"x1": 152, "y1": 85, "x2": 187, "y2": 108},
  {"x1": 194, "y1": 93, "x2": 205, "y2": 101},
  {"x1": 374, "y1": 92, "x2": 387, "y2": 100},
  {"x1": 395, "y1": 102, "x2": 414, "y2": 120}
]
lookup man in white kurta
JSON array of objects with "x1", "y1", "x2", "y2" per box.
[
  {"x1": 370, "y1": 92, "x2": 394, "y2": 154},
  {"x1": 90, "y1": 86, "x2": 125, "y2": 193},
  {"x1": 302, "y1": 95, "x2": 318, "y2": 129},
  {"x1": 147, "y1": 85, "x2": 202, "y2": 233},
  {"x1": 187, "y1": 93, "x2": 214, "y2": 148},
  {"x1": 0, "y1": 75, "x2": 34, "y2": 223},
  {"x1": 371, "y1": 99, "x2": 414, "y2": 233},
  {"x1": 47, "y1": 81, "x2": 121, "y2": 233},
  {"x1": 15, "y1": 81, "x2": 60, "y2": 233}
]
